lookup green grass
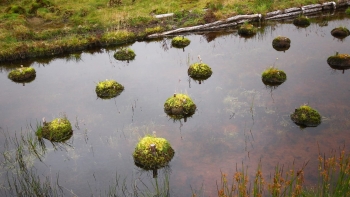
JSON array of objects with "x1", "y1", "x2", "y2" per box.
[{"x1": 0, "y1": 0, "x2": 331, "y2": 62}]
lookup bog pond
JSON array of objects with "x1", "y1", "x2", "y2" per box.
[{"x1": 0, "y1": 11, "x2": 350, "y2": 196}]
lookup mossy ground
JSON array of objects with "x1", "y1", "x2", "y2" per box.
[
  {"x1": 261, "y1": 67, "x2": 287, "y2": 86},
  {"x1": 36, "y1": 117, "x2": 73, "y2": 142},
  {"x1": 188, "y1": 62, "x2": 213, "y2": 80},
  {"x1": 171, "y1": 36, "x2": 191, "y2": 48},
  {"x1": 8, "y1": 67, "x2": 36, "y2": 82},
  {"x1": 113, "y1": 48, "x2": 136, "y2": 61},
  {"x1": 293, "y1": 15, "x2": 310, "y2": 27},
  {"x1": 291, "y1": 105, "x2": 321, "y2": 127},
  {"x1": 238, "y1": 23, "x2": 257, "y2": 36},
  {"x1": 327, "y1": 53, "x2": 350, "y2": 69},
  {"x1": 272, "y1": 36, "x2": 291, "y2": 51},
  {"x1": 164, "y1": 93, "x2": 196, "y2": 119},
  {"x1": 95, "y1": 79, "x2": 124, "y2": 99},
  {"x1": 133, "y1": 135, "x2": 175, "y2": 170}
]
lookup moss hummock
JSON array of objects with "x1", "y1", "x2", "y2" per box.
[
  {"x1": 36, "y1": 117, "x2": 73, "y2": 142},
  {"x1": 8, "y1": 67, "x2": 36, "y2": 82},
  {"x1": 327, "y1": 53, "x2": 350, "y2": 69},
  {"x1": 188, "y1": 62, "x2": 213, "y2": 80},
  {"x1": 95, "y1": 79, "x2": 124, "y2": 99},
  {"x1": 331, "y1": 27, "x2": 350, "y2": 39},
  {"x1": 238, "y1": 23, "x2": 257, "y2": 37},
  {"x1": 113, "y1": 48, "x2": 136, "y2": 61},
  {"x1": 293, "y1": 15, "x2": 310, "y2": 27},
  {"x1": 291, "y1": 105, "x2": 321, "y2": 127},
  {"x1": 164, "y1": 93, "x2": 196, "y2": 119},
  {"x1": 133, "y1": 135, "x2": 175, "y2": 170},
  {"x1": 272, "y1": 36, "x2": 291, "y2": 51},
  {"x1": 171, "y1": 36, "x2": 191, "y2": 48},
  {"x1": 261, "y1": 67, "x2": 287, "y2": 86}
]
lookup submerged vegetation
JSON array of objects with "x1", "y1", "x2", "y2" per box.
[
  {"x1": 291, "y1": 105, "x2": 322, "y2": 127},
  {"x1": 95, "y1": 79, "x2": 124, "y2": 99}
]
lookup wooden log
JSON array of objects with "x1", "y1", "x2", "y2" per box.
[
  {"x1": 154, "y1": 13, "x2": 174, "y2": 19},
  {"x1": 322, "y1": 2, "x2": 336, "y2": 10},
  {"x1": 284, "y1": 7, "x2": 301, "y2": 13},
  {"x1": 302, "y1": 7, "x2": 323, "y2": 14},
  {"x1": 302, "y1": 4, "x2": 322, "y2": 10},
  {"x1": 266, "y1": 11, "x2": 302, "y2": 20},
  {"x1": 266, "y1": 10, "x2": 283, "y2": 18}
]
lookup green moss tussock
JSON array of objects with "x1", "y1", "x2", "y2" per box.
[
  {"x1": 327, "y1": 53, "x2": 350, "y2": 69},
  {"x1": 8, "y1": 66, "x2": 36, "y2": 82},
  {"x1": 331, "y1": 27, "x2": 350, "y2": 39},
  {"x1": 95, "y1": 79, "x2": 124, "y2": 99},
  {"x1": 188, "y1": 62, "x2": 213, "y2": 80},
  {"x1": 272, "y1": 36, "x2": 291, "y2": 51},
  {"x1": 171, "y1": 36, "x2": 191, "y2": 48},
  {"x1": 36, "y1": 117, "x2": 73, "y2": 142},
  {"x1": 113, "y1": 48, "x2": 136, "y2": 61},
  {"x1": 261, "y1": 67, "x2": 286, "y2": 85},
  {"x1": 293, "y1": 15, "x2": 310, "y2": 27},
  {"x1": 133, "y1": 135, "x2": 175, "y2": 170},
  {"x1": 164, "y1": 93, "x2": 196, "y2": 119},
  {"x1": 238, "y1": 23, "x2": 257, "y2": 36},
  {"x1": 291, "y1": 105, "x2": 321, "y2": 127}
]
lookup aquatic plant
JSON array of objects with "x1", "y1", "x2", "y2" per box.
[
  {"x1": 36, "y1": 116, "x2": 73, "y2": 142},
  {"x1": 8, "y1": 66, "x2": 36, "y2": 82},
  {"x1": 327, "y1": 53, "x2": 350, "y2": 69},
  {"x1": 261, "y1": 67, "x2": 287, "y2": 86},
  {"x1": 331, "y1": 26, "x2": 350, "y2": 39},
  {"x1": 293, "y1": 15, "x2": 310, "y2": 27},
  {"x1": 113, "y1": 47, "x2": 136, "y2": 61},
  {"x1": 95, "y1": 79, "x2": 124, "y2": 99},
  {"x1": 171, "y1": 36, "x2": 191, "y2": 48},
  {"x1": 272, "y1": 36, "x2": 291, "y2": 52},
  {"x1": 290, "y1": 105, "x2": 321, "y2": 127},
  {"x1": 164, "y1": 93, "x2": 196, "y2": 120},
  {"x1": 133, "y1": 135, "x2": 175, "y2": 170},
  {"x1": 238, "y1": 23, "x2": 257, "y2": 37},
  {"x1": 188, "y1": 62, "x2": 213, "y2": 80}
]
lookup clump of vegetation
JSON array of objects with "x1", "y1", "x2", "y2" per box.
[
  {"x1": 8, "y1": 66, "x2": 36, "y2": 82},
  {"x1": 290, "y1": 104, "x2": 321, "y2": 127},
  {"x1": 171, "y1": 36, "x2": 191, "y2": 48},
  {"x1": 261, "y1": 67, "x2": 287, "y2": 86},
  {"x1": 331, "y1": 26, "x2": 350, "y2": 39},
  {"x1": 95, "y1": 79, "x2": 124, "y2": 99},
  {"x1": 293, "y1": 15, "x2": 310, "y2": 27},
  {"x1": 5, "y1": 5, "x2": 26, "y2": 14},
  {"x1": 346, "y1": 7, "x2": 350, "y2": 15},
  {"x1": 133, "y1": 135, "x2": 175, "y2": 170},
  {"x1": 164, "y1": 93, "x2": 196, "y2": 120},
  {"x1": 188, "y1": 61, "x2": 213, "y2": 81},
  {"x1": 327, "y1": 53, "x2": 350, "y2": 69},
  {"x1": 36, "y1": 116, "x2": 73, "y2": 142},
  {"x1": 272, "y1": 36, "x2": 291, "y2": 52},
  {"x1": 113, "y1": 48, "x2": 136, "y2": 61},
  {"x1": 238, "y1": 22, "x2": 257, "y2": 37}
]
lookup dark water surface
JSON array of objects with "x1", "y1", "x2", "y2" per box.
[{"x1": 1, "y1": 12, "x2": 350, "y2": 196}]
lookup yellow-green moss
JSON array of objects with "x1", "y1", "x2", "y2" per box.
[
  {"x1": 327, "y1": 53, "x2": 350, "y2": 69},
  {"x1": 291, "y1": 105, "x2": 321, "y2": 127},
  {"x1": 36, "y1": 117, "x2": 73, "y2": 142},
  {"x1": 8, "y1": 67, "x2": 36, "y2": 82},
  {"x1": 113, "y1": 48, "x2": 136, "y2": 61},
  {"x1": 188, "y1": 62, "x2": 213, "y2": 80},
  {"x1": 261, "y1": 67, "x2": 287, "y2": 86},
  {"x1": 238, "y1": 23, "x2": 257, "y2": 36},
  {"x1": 95, "y1": 79, "x2": 124, "y2": 99},
  {"x1": 272, "y1": 36, "x2": 291, "y2": 51},
  {"x1": 331, "y1": 27, "x2": 350, "y2": 39},
  {"x1": 171, "y1": 36, "x2": 191, "y2": 48},
  {"x1": 133, "y1": 135, "x2": 175, "y2": 170},
  {"x1": 164, "y1": 93, "x2": 196, "y2": 119},
  {"x1": 293, "y1": 15, "x2": 310, "y2": 27}
]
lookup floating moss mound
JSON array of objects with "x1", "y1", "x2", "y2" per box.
[
  {"x1": 238, "y1": 23, "x2": 257, "y2": 37},
  {"x1": 8, "y1": 67, "x2": 36, "y2": 82},
  {"x1": 95, "y1": 79, "x2": 124, "y2": 99},
  {"x1": 261, "y1": 67, "x2": 287, "y2": 86},
  {"x1": 113, "y1": 48, "x2": 136, "y2": 61},
  {"x1": 331, "y1": 27, "x2": 350, "y2": 39},
  {"x1": 5, "y1": 5, "x2": 26, "y2": 14},
  {"x1": 171, "y1": 36, "x2": 191, "y2": 48},
  {"x1": 293, "y1": 15, "x2": 310, "y2": 27},
  {"x1": 327, "y1": 53, "x2": 350, "y2": 69},
  {"x1": 164, "y1": 93, "x2": 196, "y2": 119},
  {"x1": 36, "y1": 117, "x2": 73, "y2": 142},
  {"x1": 291, "y1": 105, "x2": 321, "y2": 127},
  {"x1": 133, "y1": 135, "x2": 175, "y2": 170},
  {"x1": 188, "y1": 62, "x2": 213, "y2": 80},
  {"x1": 272, "y1": 36, "x2": 291, "y2": 51}
]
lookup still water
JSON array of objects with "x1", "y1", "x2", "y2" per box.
[{"x1": 0, "y1": 11, "x2": 350, "y2": 196}]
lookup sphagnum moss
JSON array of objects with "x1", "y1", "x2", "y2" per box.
[
  {"x1": 261, "y1": 67, "x2": 287, "y2": 86},
  {"x1": 113, "y1": 48, "x2": 136, "y2": 61},
  {"x1": 291, "y1": 105, "x2": 321, "y2": 127},
  {"x1": 95, "y1": 79, "x2": 124, "y2": 99},
  {"x1": 171, "y1": 36, "x2": 191, "y2": 48},
  {"x1": 188, "y1": 62, "x2": 213, "y2": 80},
  {"x1": 8, "y1": 66, "x2": 36, "y2": 82},
  {"x1": 164, "y1": 93, "x2": 196, "y2": 119},
  {"x1": 36, "y1": 117, "x2": 73, "y2": 142}
]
